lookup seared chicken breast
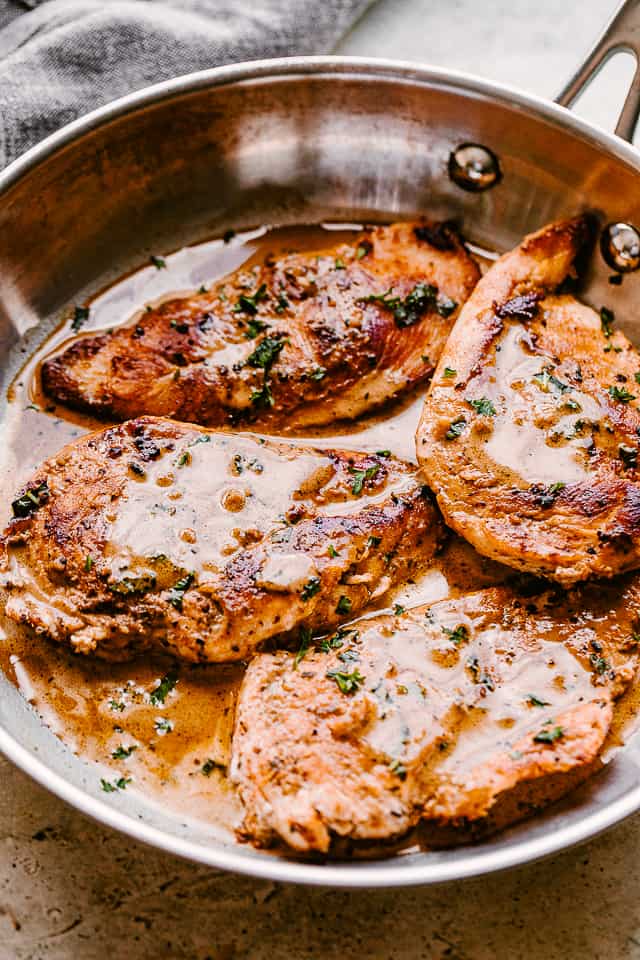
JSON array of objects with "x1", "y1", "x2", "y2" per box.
[
  {"x1": 417, "y1": 215, "x2": 640, "y2": 585},
  {"x1": 0, "y1": 416, "x2": 444, "y2": 663},
  {"x1": 41, "y1": 222, "x2": 480, "y2": 429},
  {"x1": 231, "y1": 578, "x2": 640, "y2": 852}
]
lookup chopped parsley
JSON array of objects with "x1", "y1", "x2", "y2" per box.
[
  {"x1": 334, "y1": 257, "x2": 346, "y2": 270},
  {"x1": 71, "y1": 305, "x2": 90, "y2": 332},
  {"x1": 349, "y1": 463, "x2": 380, "y2": 495},
  {"x1": 246, "y1": 336, "x2": 285, "y2": 370},
  {"x1": 590, "y1": 653, "x2": 610, "y2": 675},
  {"x1": 150, "y1": 255, "x2": 166, "y2": 270},
  {"x1": 176, "y1": 450, "x2": 191, "y2": 467},
  {"x1": 294, "y1": 627, "x2": 313, "y2": 668},
  {"x1": 12, "y1": 481, "x2": 50, "y2": 518},
  {"x1": 84, "y1": 555, "x2": 93, "y2": 573},
  {"x1": 467, "y1": 397, "x2": 496, "y2": 416},
  {"x1": 442, "y1": 624, "x2": 469, "y2": 645},
  {"x1": 533, "y1": 725, "x2": 564, "y2": 744},
  {"x1": 443, "y1": 366, "x2": 456, "y2": 378},
  {"x1": 310, "y1": 366, "x2": 326, "y2": 381},
  {"x1": 108, "y1": 699, "x2": 125, "y2": 712},
  {"x1": 101, "y1": 777, "x2": 131, "y2": 793},
  {"x1": 608, "y1": 384, "x2": 636, "y2": 403},
  {"x1": 367, "y1": 535, "x2": 382, "y2": 548},
  {"x1": 301, "y1": 578, "x2": 321, "y2": 601},
  {"x1": 388, "y1": 759, "x2": 407, "y2": 780},
  {"x1": 245, "y1": 317, "x2": 269, "y2": 339},
  {"x1": 154, "y1": 717, "x2": 173, "y2": 735},
  {"x1": 327, "y1": 544, "x2": 340, "y2": 558},
  {"x1": 376, "y1": 449, "x2": 391, "y2": 458},
  {"x1": 601, "y1": 306, "x2": 615, "y2": 339},
  {"x1": 530, "y1": 481, "x2": 565, "y2": 508},
  {"x1": 167, "y1": 573, "x2": 194, "y2": 611},
  {"x1": 360, "y1": 282, "x2": 457, "y2": 327},
  {"x1": 445, "y1": 417, "x2": 466, "y2": 441},
  {"x1": 635, "y1": 372, "x2": 640, "y2": 385},
  {"x1": 355, "y1": 241, "x2": 372, "y2": 260},
  {"x1": 533, "y1": 367, "x2": 571, "y2": 394},
  {"x1": 336, "y1": 595, "x2": 352, "y2": 615},
  {"x1": 111, "y1": 745, "x2": 137, "y2": 760},
  {"x1": 149, "y1": 671, "x2": 178, "y2": 706},
  {"x1": 249, "y1": 381, "x2": 274, "y2": 408},
  {"x1": 393, "y1": 604, "x2": 406, "y2": 615},
  {"x1": 526, "y1": 694, "x2": 550, "y2": 707},
  {"x1": 326, "y1": 668, "x2": 364, "y2": 694},
  {"x1": 235, "y1": 283, "x2": 268, "y2": 316}
]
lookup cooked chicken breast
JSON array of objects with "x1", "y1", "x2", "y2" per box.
[
  {"x1": 41, "y1": 221, "x2": 480, "y2": 429},
  {"x1": 231, "y1": 578, "x2": 640, "y2": 852},
  {"x1": 417, "y1": 215, "x2": 640, "y2": 585},
  {"x1": 0, "y1": 416, "x2": 444, "y2": 663}
]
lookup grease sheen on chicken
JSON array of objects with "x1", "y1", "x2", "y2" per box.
[
  {"x1": 231, "y1": 579, "x2": 640, "y2": 852},
  {"x1": 418, "y1": 215, "x2": 640, "y2": 585},
  {"x1": 0, "y1": 416, "x2": 444, "y2": 663},
  {"x1": 41, "y1": 221, "x2": 480, "y2": 428}
]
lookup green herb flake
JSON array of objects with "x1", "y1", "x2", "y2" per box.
[
  {"x1": 360, "y1": 282, "x2": 456, "y2": 327},
  {"x1": 176, "y1": 450, "x2": 191, "y2": 467},
  {"x1": 154, "y1": 717, "x2": 173, "y2": 735},
  {"x1": 167, "y1": 573, "x2": 194, "y2": 611},
  {"x1": 12, "y1": 481, "x2": 50, "y2": 518},
  {"x1": 245, "y1": 317, "x2": 269, "y2": 339},
  {"x1": 533, "y1": 367, "x2": 571, "y2": 394},
  {"x1": 443, "y1": 366, "x2": 456, "y2": 379},
  {"x1": 526, "y1": 694, "x2": 550, "y2": 707},
  {"x1": 349, "y1": 463, "x2": 380, "y2": 495},
  {"x1": 442, "y1": 624, "x2": 469, "y2": 646},
  {"x1": 149, "y1": 671, "x2": 178, "y2": 706},
  {"x1": 326, "y1": 667, "x2": 364, "y2": 694},
  {"x1": 246, "y1": 336, "x2": 285, "y2": 370},
  {"x1": 150, "y1": 255, "x2": 166, "y2": 270},
  {"x1": 294, "y1": 627, "x2": 313, "y2": 668},
  {"x1": 393, "y1": 604, "x2": 406, "y2": 616},
  {"x1": 590, "y1": 653, "x2": 610, "y2": 675},
  {"x1": 111, "y1": 745, "x2": 137, "y2": 760},
  {"x1": 467, "y1": 397, "x2": 496, "y2": 416},
  {"x1": 608, "y1": 384, "x2": 636, "y2": 403},
  {"x1": 108, "y1": 699, "x2": 125, "y2": 713},
  {"x1": 334, "y1": 257, "x2": 346, "y2": 270},
  {"x1": 376, "y1": 449, "x2": 391, "y2": 458},
  {"x1": 445, "y1": 417, "x2": 466, "y2": 441},
  {"x1": 71, "y1": 306, "x2": 90, "y2": 332},
  {"x1": 202, "y1": 758, "x2": 224, "y2": 776},
  {"x1": 336, "y1": 595, "x2": 352, "y2": 615},
  {"x1": 388, "y1": 758, "x2": 407, "y2": 780},
  {"x1": 84, "y1": 555, "x2": 94, "y2": 573},
  {"x1": 327, "y1": 544, "x2": 340, "y2": 558},
  {"x1": 250, "y1": 381, "x2": 274, "y2": 408},
  {"x1": 601, "y1": 306, "x2": 615, "y2": 339},
  {"x1": 310, "y1": 366, "x2": 327, "y2": 381},
  {"x1": 299, "y1": 577, "x2": 320, "y2": 603},
  {"x1": 367, "y1": 535, "x2": 382, "y2": 548},
  {"x1": 533, "y1": 725, "x2": 564, "y2": 744},
  {"x1": 101, "y1": 777, "x2": 131, "y2": 793},
  {"x1": 235, "y1": 283, "x2": 268, "y2": 316}
]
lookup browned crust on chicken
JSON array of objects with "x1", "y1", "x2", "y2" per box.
[
  {"x1": 41, "y1": 222, "x2": 480, "y2": 429},
  {"x1": 231, "y1": 578, "x2": 640, "y2": 852},
  {"x1": 0, "y1": 416, "x2": 444, "y2": 663},
  {"x1": 417, "y1": 216, "x2": 640, "y2": 585}
]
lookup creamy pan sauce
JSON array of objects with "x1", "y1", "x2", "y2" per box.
[{"x1": 0, "y1": 224, "x2": 637, "y2": 851}]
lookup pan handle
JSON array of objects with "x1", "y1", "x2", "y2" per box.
[{"x1": 556, "y1": 0, "x2": 640, "y2": 142}]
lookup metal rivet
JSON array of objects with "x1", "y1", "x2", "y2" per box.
[
  {"x1": 448, "y1": 143, "x2": 502, "y2": 192},
  {"x1": 601, "y1": 222, "x2": 640, "y2": 273}
]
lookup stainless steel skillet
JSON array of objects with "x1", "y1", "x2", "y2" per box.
[{"x1": 1, "y1": 1, "x2": 640, "y2": 888}]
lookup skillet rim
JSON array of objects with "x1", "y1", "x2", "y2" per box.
[{"x1": 2, "y1": 55, "x2": 640, "y2": 887}]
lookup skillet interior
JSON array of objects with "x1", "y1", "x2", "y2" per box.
[{"x1": 2, "y1": 58, "x2": 640, "y2": 886}]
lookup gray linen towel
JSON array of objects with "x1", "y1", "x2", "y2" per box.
[{"x1": 0, "y1": 0, "x2": 373, "y2": 167}]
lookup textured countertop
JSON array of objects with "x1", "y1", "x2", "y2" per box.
[{"x1": 2, "y1": 1, "x2": 637, "y2": 957}]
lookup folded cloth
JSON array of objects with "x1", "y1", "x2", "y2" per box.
[{"x1": 0, "y1": 0, "x2": 374, "y2": 167}]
